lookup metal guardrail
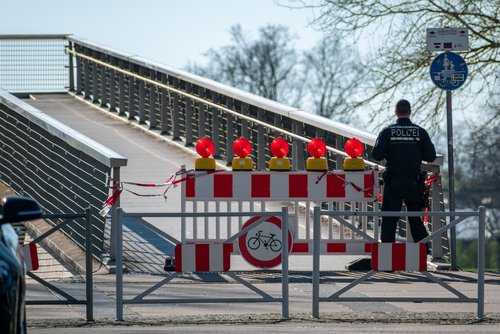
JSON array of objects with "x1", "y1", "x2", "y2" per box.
[
  {"x1": 65, "y1": 35, "x2": 448, "y2": 259},
  {"x1": 311, "y1": 207, "x2": 486, "y2": 320},
  {"x1": 26, "y1": 210, "x2": 94, "y2": 321},
  {"x1": 0, "y1": 90, "x2": 127, "y2": 257},
  {"x1": 0, "y1": 35, "x2": 69, "y2": 93},
  {"x1": 66, "y1": 35, "x2": 384, "y2": 169},
  {"x1": 0, "y1": 34, "x2": 448, "y2": 259},
  {"x1": 114, "y1": 207, "x2": 290, "y2": 321}
]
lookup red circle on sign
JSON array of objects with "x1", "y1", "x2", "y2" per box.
[{"x1": 238, "y1": 216, "x2": 293, "y2": 269}]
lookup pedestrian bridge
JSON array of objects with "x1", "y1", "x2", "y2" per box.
[{"x1": 0, "y1": 34, "x2": 447, "y2": 273}]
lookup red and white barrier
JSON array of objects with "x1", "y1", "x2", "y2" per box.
[
  {"x1": 185, "y1": 171, "x2": 375, "y2": 201},
  {"x1": 22, "y1": 242, "x2": 39, "y2": 271},
  {"x1": 371, "y1": 243, "x2": 427, "y2": 271},
  {"x1": 175, "y1": 242, "x2": 232, "y2": 272},
  {"x1": 291, "y1": 241, "x2": 371, "y2": 255}
]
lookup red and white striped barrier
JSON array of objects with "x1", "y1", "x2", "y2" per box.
[
  {"x1": 22, "y1": 242, "x2": 39, "y2": 272},
  {"x1": 174, "y1": 242, "x2": 232, "y2": 272},
  {"x1": 291, "y1": 241, "x2": 371, "y2": 255},
  {"x1": 371, "y1": 243, "x2": 427, "y2": 271},
  {"x1": 185, "y1": 171, "x2": 376, "y2": 201}
]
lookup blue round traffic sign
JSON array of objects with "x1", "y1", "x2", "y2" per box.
[{"x1": 430, "y1": 52, "x2": 468, "y2": 90}]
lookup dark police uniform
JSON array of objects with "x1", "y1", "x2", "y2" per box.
[{"x1": 372, "y1": 118, "x2": 436, "y2": 242}]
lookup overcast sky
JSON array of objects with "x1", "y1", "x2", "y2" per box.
[{"x1": 3, "y1": 0, "x2": 323, "y2": 69}]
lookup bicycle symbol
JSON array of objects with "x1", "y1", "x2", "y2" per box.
[
  {"x1": 247, "y1": 230, "x2": 282, "y2": 252},
  {"x1": 435, "y1": 70, "x2": 465, "y2": 87}
]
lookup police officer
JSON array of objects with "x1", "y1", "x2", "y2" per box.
[{"x1": 372, "y1": 99, "x2": 436, "y2": 243}]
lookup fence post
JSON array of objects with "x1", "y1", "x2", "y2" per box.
[
  {"x1": 172, "y1": 92, "x2": 181, "y2": 140},
  {"x1": 312, "y1": 206, "x2": 321, "y2": 318},
  {"x1": 109, "y1": 168, "x2": 119, "y2": 264},
  {"x1": 109, "y1": 62, "x2": 116, "y2": 111},
  {"x1": 100, "y1": 56, "x2": 108, "y2": 108},
  {"x1": 68, "y1": 41, "x2": 75, "y2": 92},
  {"x1": 281, "y1": 206, "x2": 289, "y2": 320},
  {"x1": 92, "y1": 51, "x2": 99, "y2": 103},
  {"x1": 85, "y1": 207, "x2": 94, "y2": 321},
  {"x1": 115, "y1": 207, "x2": 124, "y2": 321},
  {"x1": 138, "y1": 68, "x2": 146, "y2": 124},
  {"x1": 477, "y1": 206, "x2": 485, "y2": 320},
  {"x1": 185, "y1": 98, "x2": 193, "y2": 145}
]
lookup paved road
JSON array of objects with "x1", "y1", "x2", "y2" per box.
[
  {"x1": 28, "y1": 322, "x2": 500, "y2": 334},
  {"x1": 26, "y1": 271, "x2": 500, "y2": 328}
]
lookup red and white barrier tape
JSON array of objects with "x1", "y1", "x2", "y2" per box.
[{"x1": 99, "y1": 169, "x2": 194, "y2": 216}]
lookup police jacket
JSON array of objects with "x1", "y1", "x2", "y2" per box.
[{"x1": 371, "y1": 118, "x2": 436, "y2": 178}]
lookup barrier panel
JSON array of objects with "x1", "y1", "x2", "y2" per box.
[
  {"x1": 25, "y1": 209, "x2": 94, "y2": 321},
  {"x1": 311, "y1": 207, "x2": 486, "y2": 320},
  {"x1": 180, "y1": 166, "x2": 380, "y2": 261},
  {"x1": 114, "y1": 207, "x2": 290, "y2": 321}
]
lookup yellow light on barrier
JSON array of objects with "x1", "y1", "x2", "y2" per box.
[
  {"x1": 269, "y1": 137, "x2": 291, "y2": 171},
  {"x1": 343, "y1": 138, "x2": 365, "y2": 171},
  {"x1": 306, "y1": 138, "x2": 328, "y2": 171},
  {"x1": 232, "y1": 137, "x2": 253, "y2": 171}
]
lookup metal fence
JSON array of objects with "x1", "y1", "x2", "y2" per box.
[
  {"x1": 0, "y1": 35, "x2": 69, "y2": 93},
  {"x1": 66, "y1": 35, "x2": 447, "y2": 258},
  {"x1": 114, "y1": 207, "x2": 290, "y2": 321},
  {"x1": 26, "y1": 210, "x2": 94, "y2": 321},
  {"x1": 0, "y1": 34, "x2": 448, "y2": 259},
  {"x1": 0, "y1": 90, "x2": 127, "y2": 257},
  {"x1": 311, "y1": 207, "x2": 486, "y2": 320}
]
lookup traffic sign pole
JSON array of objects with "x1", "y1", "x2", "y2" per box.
[
  {"x1": 446, "y1": 90, "x2": 457, "y2": 270},
  {"x1": 429, "y1": 48, "x2": 467, "y2": 271}
]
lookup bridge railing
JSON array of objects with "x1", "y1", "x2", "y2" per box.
[
  {"x1": 66, "y1": 35, "x2": 447, "y2": 258},
  {"x1": 0, "y1": 34, "x2": 447, "y2": 259},
  {"x1": 0, "y1": 89, "x2": 127, "y2": 258},
  {"x1": 0, "y1": 34, "x2": 69, "y2": 93}
]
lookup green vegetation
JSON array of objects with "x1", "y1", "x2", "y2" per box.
[{"x1": 456, "y1": 238, "x2": 499, "y2": 272}]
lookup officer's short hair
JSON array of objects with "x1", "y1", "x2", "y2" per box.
[{"x1": 395, "y1": 99, "x2": 411, "y2": 116}]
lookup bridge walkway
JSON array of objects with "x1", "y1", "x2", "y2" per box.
[
  {"x1": 24, "y1": 93, "x2": 356, "y2": 273},
  {"x1": 25, "y1": 93, "x2": 195, "y2": 274}
]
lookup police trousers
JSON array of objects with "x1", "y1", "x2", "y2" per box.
[{"x1": 380, "y1": 175, "x2": 429, "y2": 243}]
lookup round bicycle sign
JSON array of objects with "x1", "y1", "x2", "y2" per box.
[
  {"x1": 238, "y1": 216, "x2": 293, "y2": 269},
  {"x1": 430, "y1": 52, "x2": 468, "y2": 90}
]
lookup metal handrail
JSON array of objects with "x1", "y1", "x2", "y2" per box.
[{"x1": 67, "y1": 49, "x2": 352, "y2": 159}]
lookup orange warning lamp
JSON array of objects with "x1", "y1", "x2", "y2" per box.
[
  {"x1": 269, "y1": 137, "x2": 291, "y2": 171},
  {"x1": 306, "y1": 138, "x2": 328, "y2": 171},
  {"x1": 232, "y1": 137, "x2": 253, "y2": 171},
  {"x1": 195, "y1": 137, "x2": 216, "y2": 171},
  {"x1": 343, "y1": 138, "x2": 365, "y2": 171}
]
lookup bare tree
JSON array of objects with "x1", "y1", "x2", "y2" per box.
[
  {"x1": 455, "y1": 105, "x2": 500, "y2": 236},
  {"x1": 186, "y1": 24, "x2": 303, "y2": 106},
  {"x1": 302, "y1": 35, "x2": 366, "y2": 123},
  {"x1": 283, "y1": 0, "x2": 499, "y2": 130}
]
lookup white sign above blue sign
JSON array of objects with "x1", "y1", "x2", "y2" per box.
[{"x1": 426, "y1": 28, "x2": 469, "y2": 52}]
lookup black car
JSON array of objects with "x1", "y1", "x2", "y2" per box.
[{"x1": 0, "y1": 196, "x2": 42, "y2": 334}]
